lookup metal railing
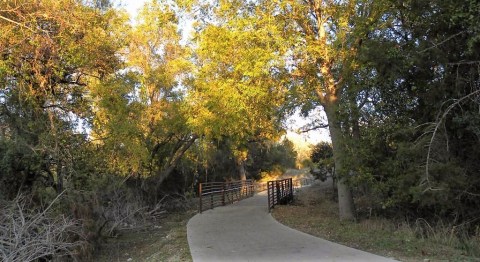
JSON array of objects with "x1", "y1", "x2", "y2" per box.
[
  {"x1": 267, "y1": 177, "x2": 315, "y2": 211},
  {"x1": 267, "y1": 178, "x2": 294, "y2": 212},
  {"x1": 199, "y1": 180, "x2": 255, "y2": 213},
  {"x1": 292, "y1": 178, "x2": 314, "y2": 190}
]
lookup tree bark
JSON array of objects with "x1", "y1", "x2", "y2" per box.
[
  {"x1": 315, "y1": 17, "x2": 356, "y2": 219},
  {"x1": 236, "y1": 156, "x2": 247, "y2": 181},
  {"x1": 233, "y1": 149, "x2": 248, "y2": 181},
  {"x1": 323, "y1": 98, "x2": 356, "y2": 221}
]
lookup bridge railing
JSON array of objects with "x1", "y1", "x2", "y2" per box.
[
  {"x1": 256, "y1": 178, "x2": 313, "y2": 193},
  {"x1": 267, "y1": 177, "x2": 315, "y2": 211},
  {"x1": 199, "y1": 180, "x2": 255, "y2": 213},
  {"x1": 267, "y1": 178, "x2": 294, "y2": 212},
  {"x1": 292, "y1": 178, "x2": 314, "y2": 191}
]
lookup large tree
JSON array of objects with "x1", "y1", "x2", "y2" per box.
[
  {"x1": 285, "y1": 0, "x2": 390, "y2": 220},
  {"x1": 0, "y1": 0, "x2": 124, "y2": 197},
  {"x1": 186, "y1": 0, "x2": 389, "y2": 219},
  {"x1": 90, "y1": 0, "x2": 198, "y2": 200},
  {"x1": 188, "y1": 0, "x2": 289, "y2": 180}
]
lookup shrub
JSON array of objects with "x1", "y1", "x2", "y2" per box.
[{"x1": 0, "y1": 193, "x2": 84, "y2": 262}]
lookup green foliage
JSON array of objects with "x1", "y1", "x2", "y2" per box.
[
  {"x1": 246, "y1": 139, "x2": 297, "y2": 180},
  {"x1": 90, "y1": 0, "x2": 197, "y2": 185},
  {"x1": 0, "y1": 0, "x2": 125, "y2": 198},
  {"x1": 310, "y1": 142, "x2": 334, "y2": 164},
  {"x1": 309, "y1": 142, "x2": 334, "y2": 181},
  {"x1": 342, "y1": 0, "x2": 480, "y2": 230},
  {"x1": 187, "y1": 0, "x2": 288, "y2": 146},
  {"x1": 1, "y1": 0, "x2": 480, "y2": 257}
]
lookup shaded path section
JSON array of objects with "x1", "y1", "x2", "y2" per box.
[{"x1": 187, "y1": 191, "x2": 397, "y2": 262}]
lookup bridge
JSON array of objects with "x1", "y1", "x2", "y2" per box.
[{"x1": 188, "y1": 179, "x2": 397, "y2": 261}]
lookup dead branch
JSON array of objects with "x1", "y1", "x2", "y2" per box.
[
  {"x1": 422, "y1": 90, "x2": 480, "y2": 192},
  {"x1": 0, "y1": 195, "x2": 84, "y2": 262}
]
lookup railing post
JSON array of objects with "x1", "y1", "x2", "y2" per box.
[
  {"x1": 222, "y1": 182, "x2": 225, "y2": 206},
  {"x1": 268, "y1": 181, "x2": 272, "y2": 212},
  {"x1": 289, "y1": 178, "x2": 293, "y2": 200},
  {"x1": 245, "y1": 180, "x2": 248, "y2": 197},
  {"x1": 241, "y1": 181, "x2": 244, "y2": 198},
  {"x1": 199, "y1": 183, "x2": 203, "y2": 213},
  {"x1": 227, "y1": 182, "x2": 231, "y2": 204},
  {"x1": 276, "y1": 181, "x2": 280, "y2": 205},
  {"x1": 210, "y1": 193, "x2": 213, "y2": 209}
]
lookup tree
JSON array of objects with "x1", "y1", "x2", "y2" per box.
[
  {"x1": 311, "y1": 142, "x2": 333, "y2": 164},
  {"x1": 0, "y1": 0, "x2": 124, "y2": 197},
  {"x1": 187, "y1": 0, "x2": 289, "y2": 180},
  {"x1": 90, "y1": 0, "x2": 197, "y2": 192},
  {"x1": 358, "y1": 0, "x2": 480, "y2": 222},
  {"x1": 283, "y1": 0, "x2": 391, "y2": 220},
  {"x1": 185, "y1": 0, "x2": 389, "y2": 219},
  {"x1": 246, "y1": 138, "x2": 297, "y2": 179}
]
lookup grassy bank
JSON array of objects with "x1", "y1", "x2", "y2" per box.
[{"x1": 272, "y1": 180, "x2": 480, "y2": 262}]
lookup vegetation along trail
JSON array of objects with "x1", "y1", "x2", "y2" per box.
[{"x1": 1, "y1": 0, "x2": 479, "y2": 260}]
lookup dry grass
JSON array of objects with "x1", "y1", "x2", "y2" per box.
[
  {"x1": 272, "y1": 181, "x2": 480, "y2": 262},
  {"x1": 94, "y1": 209, "x2": 195, "y2": 262}
]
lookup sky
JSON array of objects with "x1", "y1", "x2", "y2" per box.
[
  {"x1": 113, "y1": 0, "x2": 331, "y2": 145},
  {"x1": 113, "y1": 0, "x2": 144, "y2": 21}
]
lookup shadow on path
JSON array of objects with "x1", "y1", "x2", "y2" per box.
[{"x1": 187, "y1": 190, "x2": 397, "y2": 262}]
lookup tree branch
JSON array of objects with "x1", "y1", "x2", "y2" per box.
[
  {"x1": 422, "y1": 89, "x2": 480, "y2": 191},
  {"x1": 297, "y1": 123, "x2": 329, "y2": 133},
  {"x1": 0, "y1": 14, "x2": 35, "y2": 32},
  {"x1": 418, "y1": 31, "x2": 466, "y2": 54}
]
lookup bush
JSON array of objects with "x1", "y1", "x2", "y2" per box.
[{"x1": 0, "y1": 193, "x2": 84, "y2": 262}]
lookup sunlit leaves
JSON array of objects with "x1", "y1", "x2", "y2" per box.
[
  {"x1": 89, "y1": 0, "x2": 195, "y2": 176},
  {"x1": 188, "y1": 0, "x2": 288, "y2": 143},
  {"x1": 0, "y1": 0, "x2": 128, "y2": 195}
]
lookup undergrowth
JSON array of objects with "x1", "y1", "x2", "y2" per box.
[
  {"x1": 272, "y1": 181, "x2": 480, "y2": 262},
  {"x1": 94, "y1": 203, "x2": 196, "y2": 262}
]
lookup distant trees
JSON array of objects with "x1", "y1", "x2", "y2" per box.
[
  {"x1": 310, "y1": 142, "x2": 334, "y2": 181},
  {"x1": 247, "y1": 139, "x2": 297, "y2": 180},
  {"x1": 185, "y1": 138, "x2": 297, "y2": 184}
]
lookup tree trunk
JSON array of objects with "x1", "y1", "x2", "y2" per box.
[
  {"x1": 323, "y1": 100, "x2": 356, "y2": 221},
  {"x1": 236, "y1": 157, "x2": 247, "y2": 181},
  {"x1": 154, "y1": 134, "x2": 198, "y2": 189}
]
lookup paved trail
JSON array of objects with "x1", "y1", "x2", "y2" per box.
[{"x1": 187, "y1": 190, "x2": 397, "y2": 262}]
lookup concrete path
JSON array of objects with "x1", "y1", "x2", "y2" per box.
[{"x1": 187, "y1": 191, "x2": 397, "y2": 262}]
